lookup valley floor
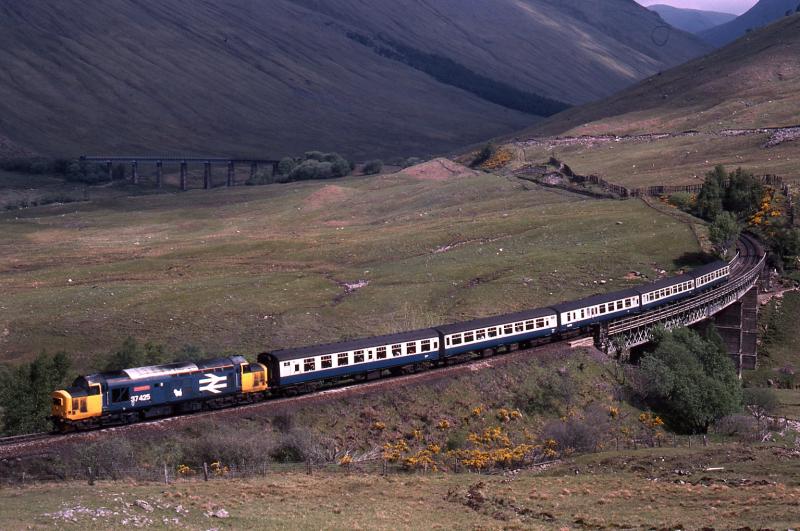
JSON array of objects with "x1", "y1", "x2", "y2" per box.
[{"x1": 3, "y1": 442, "x2": 799, "y2": 530}]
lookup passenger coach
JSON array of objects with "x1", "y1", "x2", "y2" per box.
[
  {"x1": 552, "y1": 289, "x2": 641, "y2": 332},
  {"x1": 258, "y1": 328, "x2": 441, "y2": 389},
  {"x1": 438, "y1": 308, "x2": 557, "y2": 357}
]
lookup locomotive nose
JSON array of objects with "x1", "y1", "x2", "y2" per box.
[{"x1": 50, "y1": 390, "x2": 70, "y2": 418}]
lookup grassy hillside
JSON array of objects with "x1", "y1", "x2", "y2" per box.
[
  {"x1": 649, "y1": 4, "x2": 736, "y2": 34},
  {"x1": 700, "y1": 0, "x2": 800, "y2": 46},
  {"x1": 492, "y1": 15, "x2": 800, "y2": 187},
  {"x1": 0, "y1": 163, "x2": 700, "y2": 366},
  {"x1": 0, "y1": 0, "x2": 709, "y2": 160}
]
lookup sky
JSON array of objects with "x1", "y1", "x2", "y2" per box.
[{"x1": 636, "y1": 0, "x2": 758, "y2": 15}]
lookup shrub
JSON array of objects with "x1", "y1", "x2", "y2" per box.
[
  {"x1": 362, "y1": 159, "x2": 383, "y2": 175},
  {"x1": 668, "y1": 192, "x2": 693, "y2": 211},
  {"x1": 470, "y1": 144, "x2": 495, "y2": 168},
  {"x1": 713, "y1": 414, "x2": 759, "y2": 441}
]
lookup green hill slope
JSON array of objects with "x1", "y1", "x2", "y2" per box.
[
  {"x1": 0, "y1": 0, "x2": 708, "y2": 160},
  {"x1": 493, "y1": 15, "x2": 800, "y2": 187}
]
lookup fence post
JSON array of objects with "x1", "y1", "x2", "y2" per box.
[
  {"x1": 88, "y1": 466, "x2": 94, "y2": 486},
  {"x1": 306, "y1": 459, "x2": 312, "y2": 476},
  {"x1": 703, "y1": 435, "x2": 708, "y2": 447},
  {"x1": 381, "y1": 460, "x2": 387, "y2": 476},
  {"x1": 164, "y1": 463, "x2": 169, "y2": 485},
  {"x1": 203, "y1": 462, "x2": 209, "y2": 482}
]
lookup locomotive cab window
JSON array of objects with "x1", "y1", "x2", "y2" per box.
[
  {"x1": 52, "y1": 397, "x2": 62, "y2": 406},
  {"x1": 111, "y1": 388, "x2": 130, "y2": 403}
]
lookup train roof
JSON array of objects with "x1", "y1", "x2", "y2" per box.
[
  {"x1": 435, "y1": 307, "x2": 556, "y2": 335},
  {"x1": 688, "y1": 260, "x2": 729, "y2": 278},
  {"x1": 634, "y1": 272, "x2": 694, "y2": 294},
  {"x1": 263, "y1": 328, "x2": 439, "y2": 362},
  {"x1": 550, "y1": 287, "x2": 641, "y2": 313},
  {"x1": 85, "y1": 355, "x2": 249, "y2": 384}
]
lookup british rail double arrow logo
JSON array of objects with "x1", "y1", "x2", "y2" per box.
[{"x1": 199, "y1": 373, "x2": 228, "y2": 394}]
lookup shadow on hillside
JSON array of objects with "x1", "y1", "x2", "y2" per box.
[{"x1": 674, "y1": 251, "x2": 716, "y2": 269}]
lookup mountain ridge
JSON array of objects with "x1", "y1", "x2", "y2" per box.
[
  {"x1": 648, "y1": 4, "x2": 736, "y2": 33},
  {"x1": 700, "y1": 0, "x2": 800, "y2": 46},
  {"x1": 0, "y1": 0, "x2": 709, "y2": 159}
]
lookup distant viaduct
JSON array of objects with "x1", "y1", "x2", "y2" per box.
[{"x1": 80, "y1": 156, "x2": 280, "y2": 191}]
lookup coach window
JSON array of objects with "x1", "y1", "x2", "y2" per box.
[
  {"x1": 599, "y1": 305, "x2": 605, "y2": 314},
  {"x1": 321, "y1": 355, "x2": 332, "y2": 369},
  {"x1": 421, "y1": 340, "x2": 431, "y2": 352},
  {"x1": 476, "y1": 330, "x2": 486, "y2": 341},
  {"x1": 338, "y1": 353, "x2": 349, "y2": 366},
  {"x1": 525, "y1": 320, "x2": 534, "y2": 331},
  {"x1": 354, "y1": 350, "x2": 365, "y2": 363},
  {"x1": 451, "y1": 335, "x2": 462, "y2": 346},
  {"x1": 377, "y1": 347, "x2": 387, "y2": 359},
  {"x1": 462, "y1": 332, "x2": 473, "y2": 343},
  {"x1": 514, "y1": 323, "x2": 523, "y2": 332},
  {"x1": 406, "y1": 342, "x2": 417, "y2": 355},
  {"x1": 503, "y1": 324, "x2": 513, "y2": 334},
  {"x1": 392, "y1": 344, "x2": 402, "y2": 356},
  {"x1": 304, "y1": 358, "x2": 316, "y2": 372},
  {"x1": 488, "y1": 327, "x2": 498, "y2": 338},
  {"x1": 535, "y1": 318, "x2": 544, "y2": 328}
]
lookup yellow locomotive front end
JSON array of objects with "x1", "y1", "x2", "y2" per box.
[{"x1": 50, "y1": 377, "x2": 103, "y2": 430}]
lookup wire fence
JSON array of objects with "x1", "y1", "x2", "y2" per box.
[{"x1": 1, "y1": 432, "x2": 747, "y2": 488}]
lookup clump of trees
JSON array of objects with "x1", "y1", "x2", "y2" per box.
[
  {"x1": 0, "y1": 352, "x2": 72, "y2": 435},
  {"x1": 249, "y1": 151, "x2": 356, "y2": 186},
  {"x1": 632, "y1": 326, "x2": 741, "y2": 434},
  {"x1": 0, "y1": 158, "x2": 126, "y2": 184},
  {"x1": 694, "y1": 165, "x2": 800, "y2": 268}
]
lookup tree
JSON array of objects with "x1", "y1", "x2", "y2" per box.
[
  {"x1": 99, "y1": 337, "x2": 166, "y2": 371},
  {"x1": 277, "y1": 157, "x2": 296, "y2": 176},
  {"x1": 724, "y1": 168, "x2": 762, "y2": 218},
  {"x1": 362, "y1": 160, "x2": 384, "y2": 175},
  {"x1": 0, "y1": 352, "x2": 72, "y2": 435},
  {"x1": 709, "y1": 211, "x2": 741, "y2": 259},
  {"x1": 694, "y1": 165, "x2": 726, "y2": 220},
  {"x1": 742, "y1": 388, "x2": 779, "y2": 427},
  {"x1": 638, "y1": 327, "x2": 741, "y2": 433}
]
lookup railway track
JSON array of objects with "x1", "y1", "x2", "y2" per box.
[
  {"x1": 0, "y1": 432, "x2": 54, "y2": 448},
  {"x1": 0, "y1": 234, "x2": 767, "y2": 459}
]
